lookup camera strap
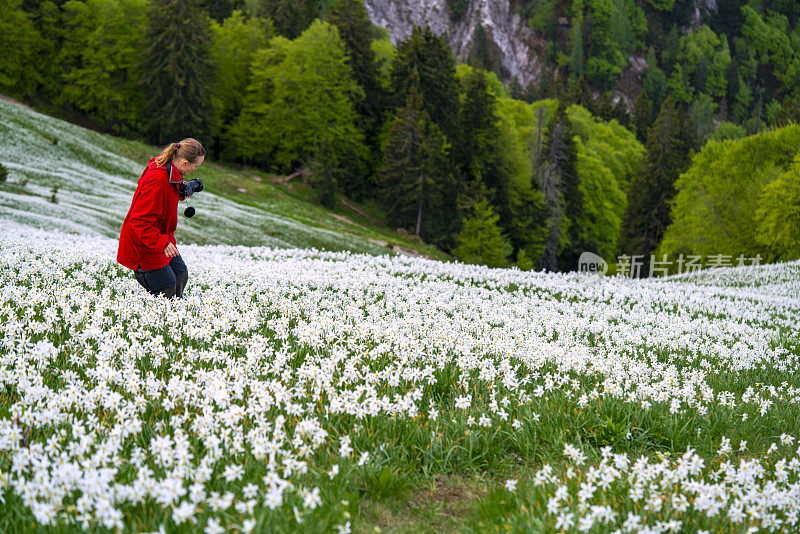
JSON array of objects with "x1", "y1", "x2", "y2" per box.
[
  {"x1": 165, "y1": 162, "x2": 184, "y2": 197},
  {"x1": 165, "y1": 162, "x2": 182, "y2": 184}
]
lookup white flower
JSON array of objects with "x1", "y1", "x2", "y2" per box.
[
  {"x1": 328, "y1": 464, "x2": 340, "y2": 479},
  {"x1": 204, "y1": 518, "x2": 224, "y2": 534},
  {"x1": 243, "y1": 483, "x2": 259, "y2": 499},
  {"x1": 504, "y1": 479, "x2": 517, "y2": 492},
  {"x1": 563, "y1": 443, "x2": 587, "y2": 466},
  {"x1": 454, "y1": 395, "x2": 472, "y2": 409},
  {"x1": 173, "y1": 502, "x2": 197, "y2": 525},
  {"x1": 264, "y1": 488, "x2": 283, "y2": 510},
  {"x1": 301, "y1": 487, "x2": 322, "y2": 510},
  {"x1": 555, "y1": 512, "x2": 574, "y2": 530},
  {"x1": 339, "y1": 436, "x2": 353, "y2": 458}
]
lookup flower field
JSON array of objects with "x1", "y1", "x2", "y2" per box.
[{"x1": 1, "y1": 222, "x2": 800, "y2": 533}]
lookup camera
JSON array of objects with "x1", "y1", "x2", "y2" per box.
[{"x1": 179, "y1": 178, "x2": 203, "y2": 197}]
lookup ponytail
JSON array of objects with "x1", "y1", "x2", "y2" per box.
[{"x1": 155, "y1": 138, "x2": 206, "y2": 166}]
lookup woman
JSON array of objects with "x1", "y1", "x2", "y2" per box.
[{"x1": 117, "y1": 138, "x2": 205, "y2": 298}]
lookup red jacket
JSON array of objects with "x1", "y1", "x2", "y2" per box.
[{"x1": 117, "y1": 158, "x2": 183, "y2": 271}]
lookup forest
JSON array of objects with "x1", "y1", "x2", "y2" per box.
[{"x1": 2, "y1": 0, "x2": 799, "y2": 270}]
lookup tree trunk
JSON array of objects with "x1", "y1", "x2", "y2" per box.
[{"x1": 415, "y1": 199, "x2": 423, "y2": 236}]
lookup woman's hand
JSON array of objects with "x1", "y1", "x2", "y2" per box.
[{"x1": 164, "y1": 243, "x2": 179, "y2": 258}]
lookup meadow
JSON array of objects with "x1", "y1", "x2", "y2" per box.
[
  {"x1": 1, "y1": 222, "x2": 799, "y2": 533},
  {"x1": 0, "y1": 98, "x2": 446, "y2": 260}
]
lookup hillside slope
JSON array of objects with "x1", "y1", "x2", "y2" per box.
[{"x1": 0, "y1": 98, "x2": 448, "y2": 259}]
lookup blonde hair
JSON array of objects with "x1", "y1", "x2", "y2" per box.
[{"x1": 155, "y1": 138, "x2": 206, "y2": 166}]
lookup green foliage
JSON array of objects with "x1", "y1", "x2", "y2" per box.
[
  {"x1": 688, "y1": 93, "x2": 717, "y2": 144},
  {"x1": 619, "y1": 97, "x2": 693, "y2": 259},
  {"x1": 390, "y1": 26, "x2": 461, "y2": 142},
  {"x1": 710, "y1": 121, "x2": 746, "y2": 142},
  {"x1": 454, "y1": 198, "x2": 513, "y2": 268},
  {"x1": 361, "y1": 465, "x2": 409, "y2": 500},
  {"x1": 59, "y1": 0, "x2": 149, "y2": 133},
  {"x1": 0, "y1": 0, "x2": 44, "y2": 98},
  {"x1": 378, "y1": 80, "x2": 456, "y2": 247},
  {"x1": 515, "y1": 248, "x2": 534, "y2": 271},
  {"x1": 308, "y1": 137, "x2": 343, "y2": 209},
  {"x1": 200, "y1": 0, "x2": 245, "y2": 22},
  {"x1": 231, "y1": 20, "x2": 366, "y2": 174},
  {"x1": 631, "y1": 89, "x2": 653, "y2": 143},
  {"x1": 525, "y1": 0, "x2": 559, "y2": 34},
  {"x1": 537, "y1": 102, "x2": 579, "y2": 271},
  {"x1": 255, "y1": 0, "x2": 317, "y2": 39},
  {"x1": 0, "y1": 163, "x2": 7, "y2": 183},
  {"x1": 327, "y1": 0, "x2": 386, "y2": 125},
  {"x1": 666, "y1": 63, "x2": 694, "y2": 104},
  {"x1": 644, "y1": 0, "x2": 674, "y2": 10},
  {"x1": 643, "y1": 47, "x2": 667, "y2": 106},
  {"x1": 456, "y1": 69, "x2": 510, "y2": 226},
  {"x1": 579, "y1": 0, "x2": 646, "y2": 89},
  {"x1": 21, "y1": 1, "x2": 65, "y2": 102},
  {"x1": 210, "y1": 10, "x2": 272, "y2": 149},
  {"x1": 569, "y1": 0, "x2": 585, "y2": 82},
  {"x1": 568, "y1": 105, "x2": 643, "y2": 261},
  {"x1": 741, "y1": 5, "x2": 794, "y2": 86},
  {"x1": 370, "y1": 34, "x2": 396, "y2": 83},
  {"x1": 660, "y1": 124, "x2": 800, "y2": 259},
  {"x1": 139, "y1": 0, "x2": 216, "y2": 144},
  {"x1": 755, "y1": 158, "x2": 800, "y2": 260},
  {"x1": 482, "y1": 85, "x2": 549, "y2": 265},
  {"x1": 448, "y1": 0, "x2": 469, "y2": 20},
  {"x1": 327, "y1": 0, "x2": 388, "y2": 184},
  {"x1": 677, "y1": 25, "x2": 731, "y2": 99}
]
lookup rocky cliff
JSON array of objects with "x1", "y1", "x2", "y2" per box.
[
  {"x1": 364, "y1": 0, "x2": 718, "y2": 106},
  {"x1": 363, "y1": 0, "x2": 545, "y2": 88}
]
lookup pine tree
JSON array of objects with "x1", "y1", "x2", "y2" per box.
[
  {"x1": 456, "y1": 69, "x2": 511, "y2": 230},
  {"x1": 631, "y1": 89, "x2": 653, "y2": 143},
  {"x1": 255, "y1": 0, "x2": 316, "y2": 39},
  {"x1": 453, "y1": 198, "x2": 513, "y2": 268},
  {"x1": 569, "y1": 0, "x2": 584, "y2": 82},
  {"x1": 390, "y1": 26, "x2": 460, "y2": 143},
  {"x1": 309, "y1": 136, "x2": 342, "y2": 209},
  {"x1": 378, "y1": 77, "x2": 456, "y2": 247},
  {"x1": 139, "y1": 0, "x2": 215, "y2": 144},
  {"x1": 515, "y1": 248, "x2": 534, "y2": 271},
  {"x1": 509, "y1": 177, "x2": 548, "y2": 269},
  {"x1": 326, "y1": 0, "x2": 388, "y2": 191},
  {"x1": 200, "y1": 0, "x2": 244, "y2": 22},
  {"x1": 538, "y1": 101, "x2": 580, "y2": 272},
  {"x1": 618, "y1": 97, "x2": 694, "y2": 262},
  {"x1": 327, "y1": 0, "x2": 386, "y2": 127}
]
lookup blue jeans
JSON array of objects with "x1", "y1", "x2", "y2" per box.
[{"x1": 134, "y1": 255, "x2": 188, "y2": 298}]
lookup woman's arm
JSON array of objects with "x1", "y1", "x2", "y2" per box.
[{"x1": 128, "y1": 179, "x2": 170, "y2": 255}]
